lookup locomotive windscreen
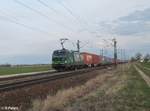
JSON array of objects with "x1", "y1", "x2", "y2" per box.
[{"x1": 53, "y1": 50, "x2": 67, "y2": 56}]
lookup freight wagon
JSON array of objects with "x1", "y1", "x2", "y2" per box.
[{"x1": 80, "y1": 52, "x2": 102, "y2": 67}]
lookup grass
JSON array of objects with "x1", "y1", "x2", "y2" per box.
[
  {"x1": 29, "y1": 64, "x2": 150, "y2": 111},
  {"x1": 138, "y1": 63, "x2": 150, "y2": 77},
  {"x1": 66, "y1": 65, "x2": 150, "y2": 111},
  {"x1": 115, "y1": 66, "x2": 150, "y2": 110},
  {"x1": 140, "y1": 62, "x2": 150, "y2": 68},
  {"x1": 0, "y1": 65, "x2": 52, "y2": 76},
  {"x1": 30, "y1": 69, "x2": 114, "y2": 111}
]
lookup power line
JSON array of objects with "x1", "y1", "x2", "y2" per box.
[
  {"x1": 37, "y1": 0, "x2": 75, "y2": 25},
  {"x1": 58, "y1": 1, "x2": 80, "y2": 24},
  {"x1": 28, "y1": 0, "x2": 97, "y2": 38},
  {"x1": 14, "y1": 0, "x2": 73, "y2": 31},
  {"x1": 36, "y1": 0, "x2": 75, "y2": 32},
  {"x1": 61, "y1": 1, "x2": 89, "y2": 26},
  {"x1": 37, "y1": 0, "x2": 83, "y2": 42},
  {"x1": 57, "y1": 1, "x2": 92, "y2": 33},
  {"x1": 37, "y1": 0, "x2": 60, "y2": 15},
  {"x1": 14, "y1": 0, "x2": 50, "y2": 19},
  {"x1": 0, "y1": 15, "x2": 52, "y2": 35},
  {"x1": 37, "y1": 0, "x2": 88, "y2": 34},
  {"x1": 37, "y1": 0, "x2": 90, "y2": 38},
  {"x1": 60, "y1": 1, "x2": 102, "y2": 38},
  {"x1": 14, "y1": 0, "x2": 99, "y2": 39},
  {"x1": 0, "y1": 10, "x2": 18, "y2": 21},
  {"x1": 0, "y1": 8, "x2": 57, "y2": 36}
]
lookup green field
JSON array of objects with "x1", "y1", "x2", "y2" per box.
[
  {"x1": 138, "y1": 62, "x2": 150, "y2": 77},
  {"x1": 140, "y1": 62, "x2": 150, "y2": 68},
  {"x1": 0, "y1": 65, "x2": 52, "y2": 76},
  {"x1": 65, "y1": 64, "x2": 150, "y2": 111},
  {"x1": 116, "y1": 66, "x2": 150, "y2": 110}
]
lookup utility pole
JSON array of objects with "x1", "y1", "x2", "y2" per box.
[
  {"x1": 120, "y1": 49, "x2": 123, "y2": 71},
  {"x1": 123, "y1": 49, "x2": 126, "y2": 61},
  {"x1": 100, "y1": 48, "x2": 104, "y2": 61},
  {"x1": 113, "y1": 38, "x2": 117, "y2": 66},
  {"x1": 100, "y1": 49, "x2": 104, "y2": 56},
  {"x1": 120, "y1": 49, "x2": 123, "y2": 61},
  {"x1": 77, "y1": 40, "x2": 81, "y2": 52},
  {"x1": 60, "y1": 38, "x2": 68, "y2": 49},
  {"x1": 102, "y1": 49, "x2": 104, "y2": 57}
]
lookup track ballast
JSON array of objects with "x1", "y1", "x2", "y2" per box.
[{"x1": 0, "y1": 66, "x2": 110, "y2": 92}]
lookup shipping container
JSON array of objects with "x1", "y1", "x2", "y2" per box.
[{"x1": 80, "y1": 52, "x2": 102, "y2": 67}]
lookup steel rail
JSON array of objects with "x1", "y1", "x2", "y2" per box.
[
  {"x1": 0, "y1": 67, "x2": 107, "y2": 92},
  {"x1": 0, "y1": 70, "x2": 57, "y2": 81}
]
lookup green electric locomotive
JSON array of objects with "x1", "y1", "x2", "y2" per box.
[{"x1": 52, "y1": 49, "x2": 83, "y2": 70}]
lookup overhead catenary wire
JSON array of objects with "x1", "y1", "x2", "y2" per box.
[
  {"x1": 59, "y1": 1, "x2": 90, "y2": 26},
  {"x1": 37, "y1": 0, "x2": 77, "y2": 28},
  {"x1": 10, "y1": 0, "x2": 102, "y2": 46},
  {"x1": 36, "y1": 0, "x2": 77, "y2": 37},
  {"x1": 80, "y1": 41, "x2": 89, "y2": 48},
  {"x1": 37, "y1": 0, "x2": 59, "y2": 15},
  {"x1": 0, "y1": 7, "x2": 60, "y2": 36},
  {"x1": 58, "y1": 1, "x2": 81, "y2": 24},
  {"x1": 13, "y1": 0, "x2": 74, "y2": 31},
  {"x1": 57, "y1": 0, "x2": 99, "y2": 36},
  {"x1": 37, "y1": 0, "x2": 84, "y2": 40},
  {"x1": 37, "y1": 0, "x2": 90, "y2": 35},
  {"x1": 0, "y1": 15, "x2": 52, "y2": 36},
  {"x1": 0, "y1": 10, "x2": 19, "y2": 21},
  {"x1": 57, "y1": 1, "x2": 86, "y2": 27},
  {"x1": 29, "y1": 0, "x2": 98, "y2": 39}
]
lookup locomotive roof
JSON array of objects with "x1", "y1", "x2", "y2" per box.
[
  {"x1": 54, "y1": 49, "x2": 69, "y2": 52},
  {"x1": 54, "y1": 49, "x2": 79, "y2": 53}
]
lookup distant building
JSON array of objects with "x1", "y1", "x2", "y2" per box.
[
  {"x1": 139, "y1": 56, "x2": 144, "y2": 62},
  {"x1": 140, "y1": 59, "x2": 144, "y2": 62},
  {"x1": 0, "y1": 64, "x2": 11, "y2": 67}
]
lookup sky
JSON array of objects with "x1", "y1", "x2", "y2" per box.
[{"x1": 0, "y1": 0, "x2": 150, "y2": 64}]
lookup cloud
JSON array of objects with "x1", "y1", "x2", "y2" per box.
[
  {"x1": 119, "y1": 8, "x2": 150, "y2": 22},
  {"x1": 97, "y1": 8, "x2": 150, "y2": 36},
  {"x1": 95, "y1": 8, "x2": 150, "y2": 58},
  {"x1": 116, "y1": 8, "x2": 150, "y2": 36},
  {"x1": 114, "y1": 21, "x2": 150, "y2": 35},
  {"x1": 113, "y1": 8, "x2": 150, "y2": 36}
]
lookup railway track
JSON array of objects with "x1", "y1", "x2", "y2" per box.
[
  {"x1": 0, "y1": 66, "x2": 109, "y2": 92},
  {"x1": 0, "y1": 70, "x2": 56, "y2": 81}
]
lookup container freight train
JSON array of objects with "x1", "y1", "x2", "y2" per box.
[{"x1": 52, "y1": 49, "x2": 120, "y2": 71}]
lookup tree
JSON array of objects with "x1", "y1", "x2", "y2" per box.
[
  {"x1": 144, "y1": 54, "x2": 150, "y2": 62},
  {"x1": 135, "y1": 53, "x2": 142, "y2": 61},
  {"x1": 130, "y1": 57, "x2": 136, "y2": 62}
]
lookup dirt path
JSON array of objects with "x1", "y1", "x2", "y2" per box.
[{"x1": 134, "y1": 65, "x2": 150, "y2": 87}]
